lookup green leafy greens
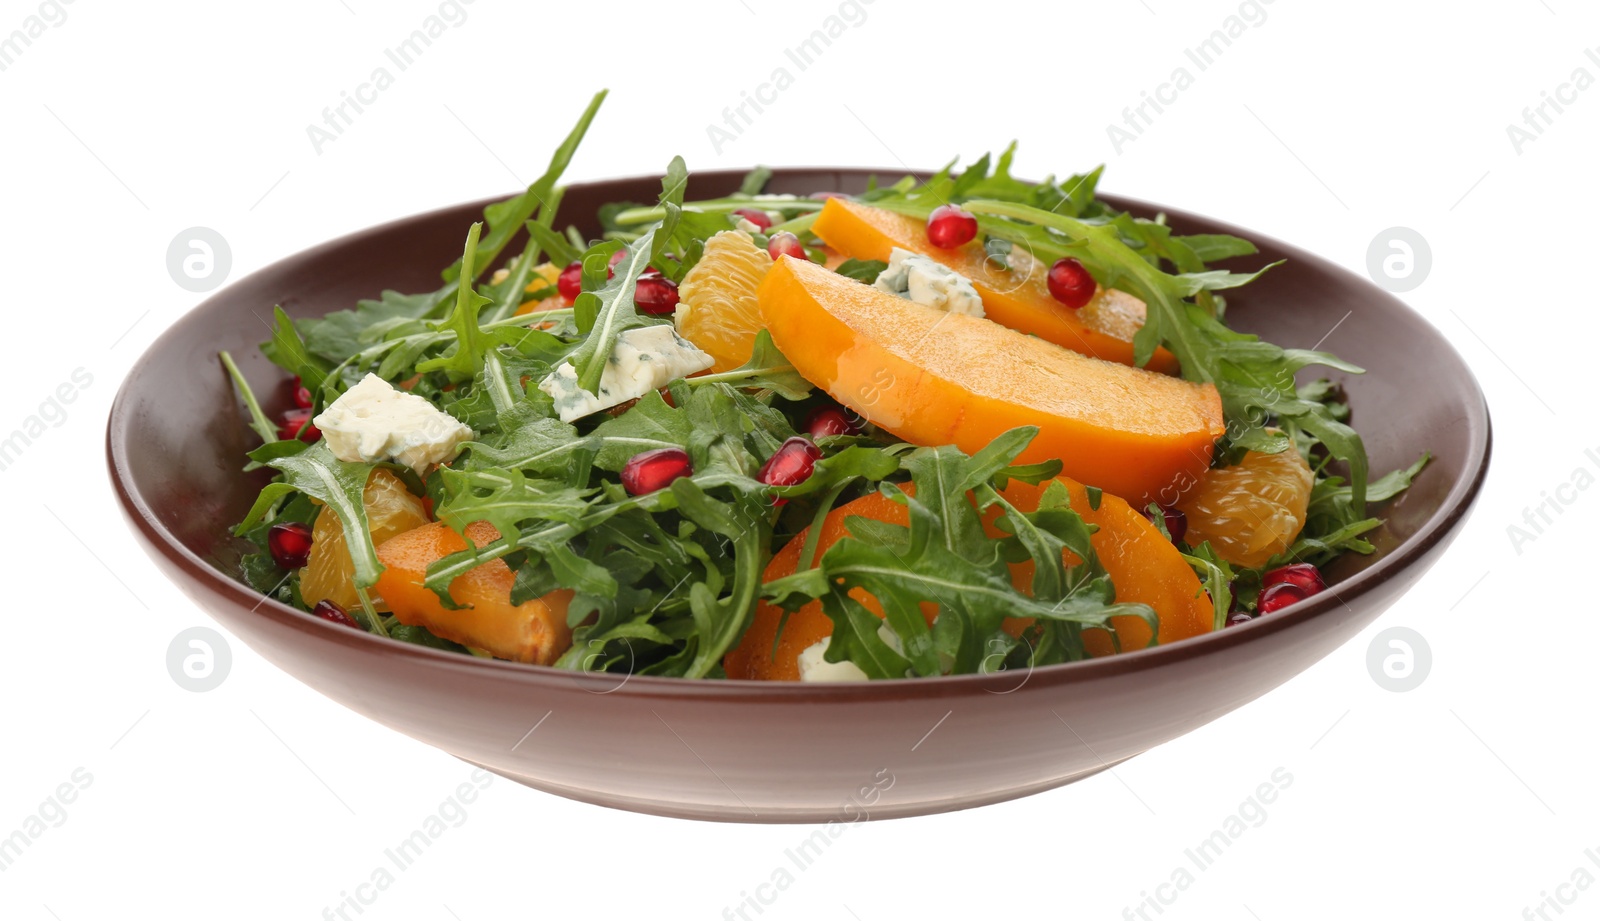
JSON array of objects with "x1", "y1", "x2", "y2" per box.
[{"x1": 221, "y1": 93, "x2": 1425, "y2": 677}]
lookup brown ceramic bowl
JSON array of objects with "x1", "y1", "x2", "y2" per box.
[{"x1": 108, "y1": 169, "x2": 1490, "y2": 822}]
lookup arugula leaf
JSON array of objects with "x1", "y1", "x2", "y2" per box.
[
  {"x1": 1180, "y1": 541, "x2": 1235, "y2": 631},
  {"x1": 834, "y1": 258, "x2": 888, "y2": 282},
  {"x1": 739, "y1": 166, "x2": 773, "y2": 196},
  {"x1": 683, "y1": 330, "x2": 812, "y2": 400},
  {"x1": 767, "y1": 433, "x2": 1153, "y2": 677},
  {"x1": 219, "y1": 350, "x2": 280, "y2": 445},
  {"x1": 439, "y1": 89, "x2": 607, "y2": 288},
  {"x1": 415, "y1": 223, "x2": 495, "y2": 382},
  {"x1": 590, "y1": 389, "x2": 692, "y2": 470},
  {"x1": 433, "y1": 468, "x2": 593, "y2": 542},
  {"x1": 263, "y1": 306, "x2": 331, "y2": 393},
  {"x1": 263, "y1": 442, "x2": 382, "y2": 589},
  {"x1": 564, "y1": 228, "x2": 658, "y2": 395},
  {"x1": 671, "y1": 478, "x2": 771, "y2": 679},
  {"x1": 462, "y1": 415, "x2": 589, "y2": 475}
]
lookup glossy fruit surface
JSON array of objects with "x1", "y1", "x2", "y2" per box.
[
  {"x1": 634, "y1": 275, "x2": 680, "y2": 314},
  {"x1": 621, "y1": 448, "x2": 692, "y2": 495},
  {"x1": 1047, "y1": 257, "x2": 1097, "y2": 309},
  {"x1": 926, "y1": 204, "x2": 978, "y2": 249},
  {"x1": 1175, "y1": 446, "x2": 1315, "y2": 569},
  {"x1": 267, "y1": 521, "x2": 313, "y2": 569}
]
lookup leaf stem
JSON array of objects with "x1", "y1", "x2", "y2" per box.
[
  {"x1": 611, "y1": 197, "x2": 823, "y2": 227},
  {"x1": 220, "y1": 350, "x2": 279, "y2": 444}
]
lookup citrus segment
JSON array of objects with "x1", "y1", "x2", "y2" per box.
[
  {"x1": 299, "y1": 468, "x2": 430, "y2": 611},
  {"x1": 1175, "y1": 447, "x2": 1314, "y2": 569},
  {"x1": 673, "y1": 230, "x2": 772, "y2": 372}
]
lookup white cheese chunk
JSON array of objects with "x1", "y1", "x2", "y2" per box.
[
  {"x1": 538, "y1": 324, "x2": 714, "y2": 423},
  {"x1": 313, "y1": 373, "x2": 474, "y2": 474},
  {"x1": 797, "y1": 637, "x2": 870, "y2": 683},
  {"x1": 796, "y1": 625, "x2": 904, "y2": 682},
  {"x1": 873, "y1": 247, "x2": 985, "y2": 318}
]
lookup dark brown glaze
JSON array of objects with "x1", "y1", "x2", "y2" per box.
[{"x1": 107, "y1": 170, "x2": 1491, "y2": 822}]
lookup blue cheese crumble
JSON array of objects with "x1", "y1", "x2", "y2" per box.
[
  {"x1": 538, "y1": 324, "x2": 714, "y2": 423},
  {"x1": 313, "y1": 373, "x2": 474, "y2": 474},
  {"x1": 872, "y1": 247, "x2": 985, "y2": 318}
]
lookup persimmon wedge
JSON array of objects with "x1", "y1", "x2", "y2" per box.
[
  {"x1": 725, "y1": 478, "x2": 1213, "y2": 681},
  {"x1": 757, "y1": 255, "x2": 1225, "y2": 506},
  {"x1": 375, "y1": 520, "x2": 574, "y2": 665},
  {"x1": 812, "y1": 197, "x2": 1179, "y2": 373}
]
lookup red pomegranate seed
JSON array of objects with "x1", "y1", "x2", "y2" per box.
[
  {"x1": 1143, "y1": 505, "x2": 1187, "y2": 544},
  {"x1": 768, "y1": 231, "x2": 806, "y2": 261},
  {"x1": 733, "y1": 208, "x2": 773, "y2": 232},
  {"x1": 1225, "y1": 611, "x2": 1254, "y2": 628},
  {"x1": 311, "y1": 599, "x2": 362, "y2": 630},
  {"x1": 279, "y1": 408, "x2": 320, "y2": 442},
  {"x1": 621, "y1": 447, "x2": 693, "y2": 495},
  {"x1": 557, "y1": 261, "x2": 583, "y2": 302},
  {"x1": 1257, "y1": 581, "x2": 1309, "y2": 615},
  {"x1": 267, "y1": 521, "x2": 313, "y2": 569},
  {"x1": 292, "y1": 376, "x2": 313, "y2": 409},
  {"x1": 1047, "y1": 257, "x2": 1097, "y2": 309},
  {"x1": 634, "y1": 275, "x2": 680, "y2": 314},
  {"x1": 926, "y1": 204, "x2": 978, "y2": 249},
  {"x1": 759, "y1": 436, "x2": 823, "y2": 488},
  {"x1": 805, "y1": 405, "x2": 859, "y2": 438},
  {"x1": 608, "y1": 248, "x2": 629, "y2": 273},
  {"x1": 1262, "y1": 562, "x2": 1326, "y2": 595}
]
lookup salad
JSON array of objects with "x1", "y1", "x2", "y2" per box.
[{"x1": 224, "y1": 89, "x2": 1426, "y2": 682}]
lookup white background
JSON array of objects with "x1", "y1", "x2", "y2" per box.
[{"x1": 2, "y1": 1, "x2": 1594, "y2": 918}]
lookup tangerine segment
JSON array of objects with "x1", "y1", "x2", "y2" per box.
[
  {"x1": 513, "y1": 262, "x2": 568, "y2": 316},
  {"x1": 375, "y1": 520, "x2": 574, "y2": 665},
  {"x1": 674, "y1": 230, "x2": 773, "y2": 372},
  {"x1": 757, "y1": 255, "x2": 1224, "y2": 506},
  {"x1": 300, "y1": 468, "x2": 430, "y2": 611},
  {"x1": 1175, "y1": 447, "x2": 1314, "y2": 569},
  {"x1": 812, "y1": 198, "x2": 1180, "y2": 374},
  {"x1": 725, "y1": 478, "x2": 1212, "y2": 681}
]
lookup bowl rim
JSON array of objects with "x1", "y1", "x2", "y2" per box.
[{"x1": 106, "y1": 167, "x2": 1493, "y2": 700}]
